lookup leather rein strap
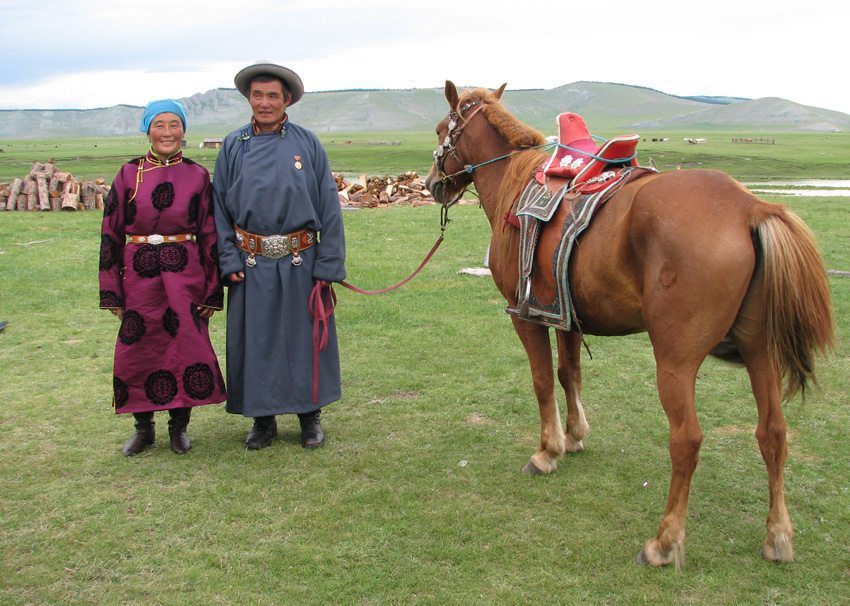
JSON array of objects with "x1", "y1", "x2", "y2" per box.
[
  {"x1": 340, "y1": 233, "x2": 445, "y2": 295},
  {"x1": 308, "y1": 211, "x2": 449, "y2": 401},
  {"x1": 338, "y1": 202, "x2": 451, "y2": 295}
]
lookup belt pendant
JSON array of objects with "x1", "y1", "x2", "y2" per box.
[
  {"x1": 246, "y1": 253, "x2": 257, "y2": 267},
  {"x1": 291, "y1": 233, "x2": 302, "y2": 266}
]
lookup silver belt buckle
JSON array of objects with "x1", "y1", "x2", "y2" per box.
[
  {"x1": 147, "y1": 234, "x2": 164, "y2": 245},
  {"x1": 261, "y1": 234, "x2": 290, "y2": 259}
]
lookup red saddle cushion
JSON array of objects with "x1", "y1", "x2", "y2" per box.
[
  {"x1": 571, "y1": 134, "x2": 639, "y2": 187},
  {"x1": 544, "y1": 113, "x2": 597, "y2": 178}
]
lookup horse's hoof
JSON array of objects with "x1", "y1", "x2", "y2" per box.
[
  {"x1": 522, "y1": 461, "x2": 543, "y2": 475},
  {"x1": 635, "y1": 541, "x2": 682, "y2": 568},
  {"x1": 761, "y1": 534, "x2": 794, "y2": 563},
  {"x1": 564, "y1": 437, "x2": 584, "y2": 453}
]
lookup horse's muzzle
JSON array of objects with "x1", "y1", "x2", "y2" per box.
[{"x1": 424, "y1": 172, "x2": 445, "y2": 203}]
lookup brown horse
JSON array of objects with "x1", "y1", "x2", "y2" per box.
[{"x1": 425, "y1": 81, "x2": 834, "y2": 568}]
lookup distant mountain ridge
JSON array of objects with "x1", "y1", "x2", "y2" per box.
[{"x1": 1, "y1": 81, "x2": 848, "y2": 139}]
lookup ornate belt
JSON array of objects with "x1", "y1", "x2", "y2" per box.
[
  {"x1": 234, "y1": 226, "x2": 316, "y2": 267},
  {"x1": 128, "y1": 233, "x2": 194, "y2": 245}
]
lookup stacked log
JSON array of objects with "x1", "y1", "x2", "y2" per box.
[
  {"x1": 0, "y1": 164, "x2": 450, "y2": 211},
  {"x1": 0, "y1": 161, "x2": 109, "y2": 211},
  {"x1": 335, "y1": 171, "x2": 437, "y2": 208},
  {"x1": 24, "y1": 179, "x2": 38, "y2": 211},
  {"x1": 4, "y1": 179, "x2": 21, "y2": 210},
  {"x1": 61, "y1": 182, "x2": 80, "y2": 210}
]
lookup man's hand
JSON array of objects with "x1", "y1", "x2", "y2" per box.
[{"x1": 227, "y1": 271, "x2": 245, "y2": 283}]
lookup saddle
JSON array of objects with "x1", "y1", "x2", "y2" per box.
[
  {"x1": 540, "y1": 112, "x2": 640, "y2": 192},
  {"x1": 505, "y1": 112, "x2": 655, "y2": 330}
]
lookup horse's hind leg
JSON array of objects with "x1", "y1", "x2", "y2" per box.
[
  {"x1": 636, "y1": 359, "x2": 702, "y2": 570},
  {"x1": 510, "y1": 317, "x2": 567, "y2": 474},
  {"x1": 555, "y1": 330, "x2": 590, "y2": 452},
  {"x1": 746, "y1": 358, "x2": 794, "y2": 562},
  {"x1": 728, "y1": 314, "x2": 795, "y2": 563},
  {"x1": 730, "y1": 275, "x2": 795, "y2": 562}
]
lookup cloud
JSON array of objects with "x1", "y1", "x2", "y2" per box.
[
  {"x1": 0, "y1": 65, "x2": 241, "y2": 110},
  {"x1": 0, "y1": 0, "x2": 847, "y2": 114}
]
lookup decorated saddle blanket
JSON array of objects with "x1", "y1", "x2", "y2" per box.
[{"x1": 508, "y1": 166, "x2": 656, "y2": 331}]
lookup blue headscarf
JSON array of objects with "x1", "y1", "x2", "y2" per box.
[{"x1": 140, "y1": 99, "x2": 187, "y2": 134}]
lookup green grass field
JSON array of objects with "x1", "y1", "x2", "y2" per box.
[
  {"x1": 0, "y1": 135, "x2": 848, "y2": 605},
  {"x1": 3, "y1": 130, "x2": 849, "y2": 183}
]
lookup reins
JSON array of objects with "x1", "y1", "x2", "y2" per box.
[
  {"x1": 338, "y1": 202, "x2": 452, "y2": 295},
  {"x1": 309, "y1": 205, "x2": 452, "y2": 402},
  {"x1": 440, "y1": 142, "x2": 637, "y2": 181},
  {"x1": 334, "y1": 100, "x2": 636, "y2": 296}
]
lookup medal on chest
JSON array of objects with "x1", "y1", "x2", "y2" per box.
[{"x1": 294, "y1": 155, "x2": 302, "y2": 170}]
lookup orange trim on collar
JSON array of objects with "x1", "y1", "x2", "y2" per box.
[{"x1": 252, "y1": 114, "x2": 289, "y2": 135}]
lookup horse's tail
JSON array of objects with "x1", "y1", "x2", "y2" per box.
[{"x1": 752, "y1": 206, "x2": 834, "y2": 399}]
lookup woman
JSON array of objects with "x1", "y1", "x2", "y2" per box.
[{"x1": 99, "y1": 99, "x2": 226, "y2": 456}]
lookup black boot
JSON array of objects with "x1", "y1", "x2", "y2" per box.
[
  {"x1": 168, "y1": 408, "x2": 192, "y2": 454},
  {"x1": 298, "y1": 409, "x2": 324, "y2": 449},
  {"x1": 245, "y1": 415, "x2": 277, "y2": 450},
  {"x1": 122, "y1": 412, "x2": 155, "y2": 456}
]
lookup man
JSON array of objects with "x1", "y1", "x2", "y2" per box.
[{"x1": 213, "y1": 62, "x2": 346, "y2": 449}]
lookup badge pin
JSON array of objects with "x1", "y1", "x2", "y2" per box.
[{"x1": 294, "y1": 155, "x2": 302, "y2": 170}]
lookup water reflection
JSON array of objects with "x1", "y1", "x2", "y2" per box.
[
  {"x1": 745, "y1": 180, "x2": 850, "y2": 187},
  {"x1": 749, "y1": 189, "x2": 850, "y2": 197}
]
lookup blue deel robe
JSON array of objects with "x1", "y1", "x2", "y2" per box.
[{"x1": 212, "y1": 120, "x2": 346, "y2": 416}]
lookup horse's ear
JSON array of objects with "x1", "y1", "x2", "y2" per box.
[
  {"x1": 494, "y1": 83, "x2": 507, "y2": 99},
  {"x1": 445, "y1": 80, "x2": 459, "y2": 109}
]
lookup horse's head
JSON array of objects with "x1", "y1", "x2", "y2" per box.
[
  {"x1": 425, "y1": 80, "x2": 507, "y2": 206},
  {"x1": 426, "y1": 81, "x2": 545, "y2": 208}
]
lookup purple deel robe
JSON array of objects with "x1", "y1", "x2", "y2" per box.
[{"x1": 99, "y1": 151, "x2": 226, "y2": 414}]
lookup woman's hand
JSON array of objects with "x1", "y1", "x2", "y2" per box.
[
  {"x1": 110, "y1": 308, "x2": 125, "y2": 320},
  {"x1": 197, "y1": 305, "x2": 215, "y2": 318}
]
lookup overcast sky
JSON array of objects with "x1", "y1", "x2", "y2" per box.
[{"x1": 1, "y1": 0, "x2": 847, "y2": 114}]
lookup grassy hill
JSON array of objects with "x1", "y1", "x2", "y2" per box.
[{"x1": 1, "y1": 81, "x2": 849, "y2": 139}]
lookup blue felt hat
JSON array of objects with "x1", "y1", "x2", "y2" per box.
[{"x1": 140, "y1": 99, "x2": 187, "y2": 134}]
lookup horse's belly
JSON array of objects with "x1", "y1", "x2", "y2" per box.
[
  {"x1": 570, "y1": 261, "x2": 646, "y2": 335},
  {"x1": 567, "y1": 201, "x2": 646, "y2": 335}
]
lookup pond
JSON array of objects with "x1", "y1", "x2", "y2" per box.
[{"x1": 744, "y1": 179, "x2": 850, "y2": 197}]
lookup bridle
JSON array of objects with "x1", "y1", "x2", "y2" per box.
[
  {"x1": 431, "y1": 98, "x2": 549, "y2": 210},
  {"x1": 432, "y1": 100, "x2": 485, "y2": 199}
]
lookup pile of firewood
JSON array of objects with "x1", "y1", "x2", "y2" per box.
[
  {"x1": 335, "y1": 171, "x2": 436, "y2": 208},
  {"x1": 0, "y1": 161, "x2": 110, "y2": 211}
]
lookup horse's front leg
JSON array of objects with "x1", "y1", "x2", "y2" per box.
[
  {"x1": 555, "y1": 329, "x2": 590, "y2": 452},
  {"x1": 510, "y1": 317, "x2": 567, "y2": 474}
]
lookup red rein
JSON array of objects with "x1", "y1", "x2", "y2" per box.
[
  {"x1": 308, "y1": 280, "x2": 337, "y2": 403},
  {"x1": 307, "y1": 233, "x2": 445, "y2": 401}
]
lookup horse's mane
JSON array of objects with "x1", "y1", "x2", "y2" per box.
[
  {"x1": 490, "y1": 149, "x2": 547, "y2": 280},
  {"x1": 455, "y1": 88, "x2": 547, "y2": 281},
  {"x1": 457, "y1": 88, "x2": 546, "y2": 149}
]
